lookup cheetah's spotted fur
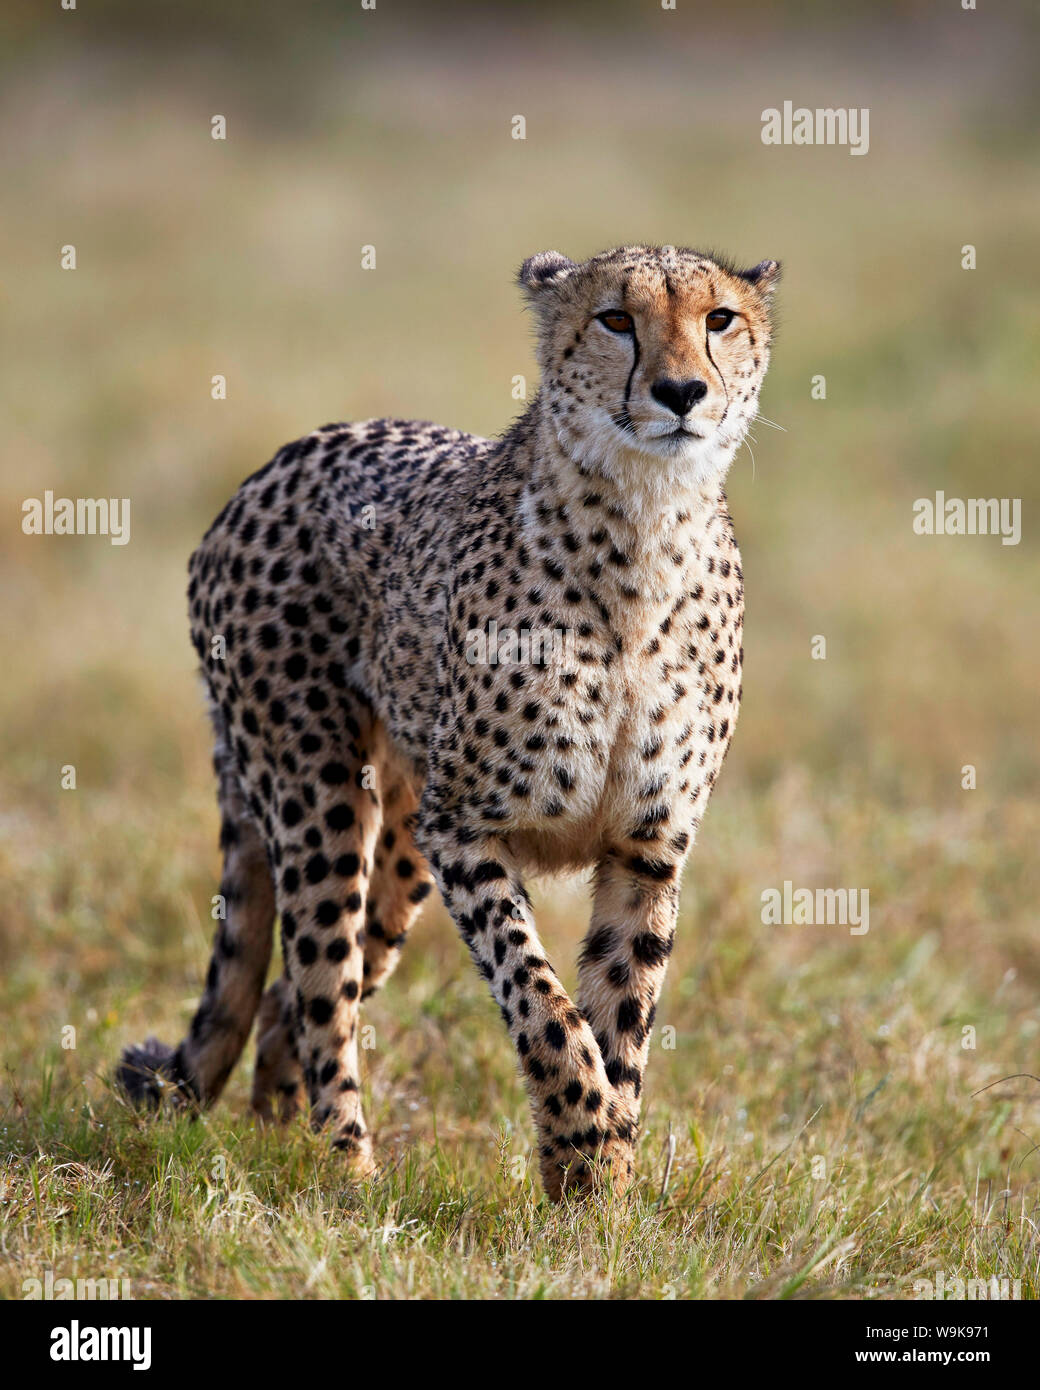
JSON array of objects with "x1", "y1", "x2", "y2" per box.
[{"x1": 119, "y1": 244, "x2": 780, "y2": 1199}]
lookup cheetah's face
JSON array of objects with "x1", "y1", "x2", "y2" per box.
[{"x1": 520, "y1": 244, "x2": 779, "y2": 491}]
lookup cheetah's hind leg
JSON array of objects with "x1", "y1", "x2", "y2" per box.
[
  {"x1": 362, "y1": 771, "x2": 434, "y2": 999},
  {"x1": 249, "y1": 774, "x2": 434, "y2": 1120},
  {"x1": 117, "y1": 732, "x2": 276, "y2": 1112},
  {"x1": 251, "y1": 975, "x2": 305, "y2": 1122}
]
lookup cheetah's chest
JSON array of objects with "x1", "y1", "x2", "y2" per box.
[{"x1": 497, "y1": 575, "x2": 742, "y2": 869}]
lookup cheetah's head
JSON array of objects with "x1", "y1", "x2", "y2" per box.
[{"x1": 519, "y1": 244, "x2": 779, "y2": 495}]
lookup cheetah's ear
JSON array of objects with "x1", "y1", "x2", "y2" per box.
[
  {"x1": 517, "y1": 251, "x2": 578, "y2": 297},
  {"x1": 740, "y1": 259, "x2": 781, "y2": 297}
]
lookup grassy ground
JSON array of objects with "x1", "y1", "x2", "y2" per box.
[
  {"x1": 2, "y1": 787, "x2": 1039, "y2": 1299},
  {"x1": 1, "y1": 6, "x2": 1038, "y2": 1299}
]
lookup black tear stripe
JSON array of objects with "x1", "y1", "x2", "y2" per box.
[
  {"x1": 700, "y1": 274, "x2": 731, "y2": 417},
  {"x1": 612, "y1": 326, "x2": 642, "y2": 436},
  {"x1": 605, "y1": 270, "x2": 641, "y2": 432},
  {"x1": 623, "y1": 328, "x2": 641, "y2": 411},
  {"x1": 704, "y1": 331, "x2": 730, "y2": 422}
]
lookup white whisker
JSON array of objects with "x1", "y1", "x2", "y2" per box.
[{"x1": 742, "y1": 435, "x2": 757, "y2": 481}]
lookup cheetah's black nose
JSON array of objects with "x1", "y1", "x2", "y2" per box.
[{"x1": 650, "y1": 377, "x2": 708, "y2": 416}]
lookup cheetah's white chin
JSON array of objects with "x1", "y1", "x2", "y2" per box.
[{"x1": 563, "y1": 411, "x2": 740, "y2": 503}]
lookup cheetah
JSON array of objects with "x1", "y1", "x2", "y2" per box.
[{"x1": 118, "y1": 244, "x2": 780, "y2": 1200}]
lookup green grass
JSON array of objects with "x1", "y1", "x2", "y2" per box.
[
  {"x1": 2, "y1": 781, "x2": 1038, "y2": 1299},
  {"x1": 1, "y1": 7, "x2": 1038, "y2": 1299}
]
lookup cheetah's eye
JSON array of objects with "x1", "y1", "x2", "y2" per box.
[
  {"x1": 597, "y1": 310, "x2": 634, "y2": 334},
  {"x1": 706, "y1": 309, "x2": 735, "y2": 333}
]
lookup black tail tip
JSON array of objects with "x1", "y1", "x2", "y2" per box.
[{"x1": 116, "y1": 1037, "x2": 177, "y2": 1108}]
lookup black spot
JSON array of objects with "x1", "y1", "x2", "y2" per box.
[
  {"x1": 473, "y1": 860, "x2": 507, "y2": 883},
  {"x1": 616, "y1": 998, "x2": 641, "y2": 1032},
  {"x1": 628, "y1": 855, "x2": 676, "y2": 881},
  {"x1": 607, "y1": 960, "x2": 630, "y2": 988},
  {"x1": 320, "y1": 762, "x2": 350, "y2": 785},
  {"x1": 581, "y1": 926, "x2": 616, "y2": 962},
  {"x1": 305, "y1": 853, "x2": 330, "y2": 883},
  {"x1": 632, "y1": 932, "x2": 672, "y2": 966},
  {"x1": 308, "y1": 996, "x2": 334, "y2": 1025},
  {"x1": 325, "y1": 804, "x2": 355, "y2": 831}
]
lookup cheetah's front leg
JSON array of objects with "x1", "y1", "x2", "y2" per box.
[
  {"x1": 576, "y1": 853, "x2": 683, "y2": 1151},
  {"x1": 415, "y1": 823, "x2": 634, "y2": 1200}
]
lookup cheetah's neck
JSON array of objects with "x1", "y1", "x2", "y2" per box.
[{"x1": 515, "y1": 401, "x2": 730, "y2": 600}]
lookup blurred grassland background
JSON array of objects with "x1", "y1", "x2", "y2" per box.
[{"x1": 0, "y1": 0, "x2": 1038, "y2": 1298}]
